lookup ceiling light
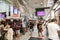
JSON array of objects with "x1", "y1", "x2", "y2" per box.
[
  {"x1": 55, "y1": 5, "x2": 60, "y2": 10},
  {"x1": 58, "y1": 0, "x2": 60, "y2": 1},
  {"x1": 40, "y1": 2, "x2": 43, "y2": 5},
  {"x1": 53, "y1": 3, "x2": 59, "y2": 9}
]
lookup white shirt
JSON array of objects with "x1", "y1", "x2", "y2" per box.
[
  {"x1": 5, "y1": 28, "x2": 13, "y2": 40},
  {"x1": 47, "y1": 22, "x2": 60, "y2": 40}
]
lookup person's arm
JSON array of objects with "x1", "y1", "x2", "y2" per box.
[
  {"x1": 56, "y1": 25, "x2": 60, "y2": 35},
  {"x1": 4, "y1": 27, "x2": 8, "y2": 31},
  {"x1": 57, "y1": 28, "x2": 60, "y2": 35},
  {"x1": 57, "y1": 29, "x2": 60, "y2": 35},
  {"x1": 57, "y1": 31, "x2": 60, "y2": 35},
  {"x1": 37, "y1": 24, "x2": 39, "y2": 29}
]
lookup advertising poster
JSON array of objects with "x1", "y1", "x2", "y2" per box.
[{"x1": 13, "y1": 7, "x2": 18, "y2": 17}]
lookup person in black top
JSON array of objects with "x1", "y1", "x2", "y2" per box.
[
  {"x1": 37, "y1": 21, "x2": 43, "y2": 38},
  {"x1": 29, "y1": 21, "x2": 34, "y2": 36}
]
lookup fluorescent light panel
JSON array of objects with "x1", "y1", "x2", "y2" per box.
[
  {"x1": 55, "y1": 5, "x2": 60, "y2": 10},
  {"x1": 53, "y1": 3, "x2": 58, "y2": 9}
]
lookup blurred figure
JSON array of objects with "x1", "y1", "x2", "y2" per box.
[
  {"x1": 14, "y1": 22, "x2": 21, "y2": 40},
  {"x1": 45, "y1": 20, "x2": 51, "y2": 36},
  {"x1": 20, "y1": 21, "x2": 23, "y2": 36},
  {"x1": 47, "y1": 19, "x2": 60, "y2": 40},
  {"x1": 4, "y1": 23, "x2": 13, "y2": 40},
  {"x1": 0, "y1": 22, "x2": 4, "y2": 39},
  {"x1": 15, "y1": 22, "x2": 20, "y2": 36},
  {"x1": 22, "y1": 20, "x2": 26, "y2": 35},
  {"x1": 37, "y1": 22, "x2": 43, "y2": 38},
  {"x1": 29, "y1": 20, "x2": 34, "y2": 36},
  {"x1": 0, "y1": 22, "x2": 4, "y2": 29}
]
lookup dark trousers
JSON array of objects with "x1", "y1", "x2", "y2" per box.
[{"x1": 48, "y1": 38, "x2": 52, "y2": 40}]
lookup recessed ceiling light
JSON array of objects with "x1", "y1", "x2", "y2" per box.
[
  {"x1": 53, "y1": 3, "x2": 59, "y2": 9},
  {"x1": 41, "y1": 2, "x2": 43, "y2": 4}
]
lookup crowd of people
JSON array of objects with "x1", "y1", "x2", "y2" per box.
[
  {"x1": 0, "y1": 18, "x2": 60, "y2": 40},
  {"x1": 0, "y1": 19, "x2": 35, "y2": 40}
]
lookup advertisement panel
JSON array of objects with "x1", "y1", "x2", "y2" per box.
[{"x1": 13, "y1": 7, "x2": 18, "y2": 17}]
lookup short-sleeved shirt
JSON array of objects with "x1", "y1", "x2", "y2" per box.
[{"x1": 47, "y1": 22, "x2": 60, "y2": 40}]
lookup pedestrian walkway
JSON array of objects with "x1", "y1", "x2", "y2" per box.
[
  {"x1": 20, "y1": 25, "x2": 38, "y2": 40},
  {"x1": 20, "y1": 32, "x2": 30, "y2": 40},
  {"x1": 20, "y1": 25, "x2": 47, "y2": 40}
]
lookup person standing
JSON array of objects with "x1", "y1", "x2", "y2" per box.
[
  {"x1": 29, "y1": 20, "x2": 34, "y2": 36},
  {"x1": 37, "y1": 21, "x2": 43, "y2": 38},
  {"x1": 47, "y1": 19, "x2": 60, "y2": 40},
  {"x1": 22, "y1": 20, "x2": 26, "y2": 35},
  {"x1": 4, "y1": 23, "x2": 13, "y2": 40}
]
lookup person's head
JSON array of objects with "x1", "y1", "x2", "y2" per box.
[
  {"x1": 51, "y1": 19, "x2": 58, "y2": 24},
  {"x1": 6, "y1": 23, "x2": 10, "y2": 28},
  {"x1": 30, "y1": 20, "x2": 32, "y2": 23},
  {"x1": 46, "y1": 19, "x2": 51, "y2": 23},
  {"x1": 6, "y1": 23, "x2": 9, "y2": 25},
  {"x1": 6, "y1": 26, "x2": 10, "y2": 29},
  {"x1": 14, "y1": 22, "x2": 16, "y2": 24},
  {"x1": 48, "y1": 20, "x2": 50, "y2": 23}
]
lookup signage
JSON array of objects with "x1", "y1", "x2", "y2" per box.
[{"x1": 13, "y1": 7, "x2": 18, "y2": 17}]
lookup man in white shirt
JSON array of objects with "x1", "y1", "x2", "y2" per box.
[{"x1": 47, "y1": 19, "x2": 60, "y2": 40}]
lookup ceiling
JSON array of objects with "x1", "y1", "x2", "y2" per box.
[
  {"x1": 18, "y1": 0, "x2": 46, "y2": 14},
  {"x1": 5, "y1": 0, "x2": 55, "y2": 17},
  {"x1": 23, "y1": 0, "x2": 44, "y2": 8},
  {"x1": 18, "y1": 0, "x2": 54, "y2": 15}
]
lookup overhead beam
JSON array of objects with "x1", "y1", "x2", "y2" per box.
[{"x1": 5, "y1": 0, "x2": 13, "y2": 5}]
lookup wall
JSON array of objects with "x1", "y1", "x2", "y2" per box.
[
  {"x1": 0, "y1": 0, "x2": 9, "y2": 12},
  {"x1": 0, "y1": 0, "x2": 10, "y2": 17}
]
